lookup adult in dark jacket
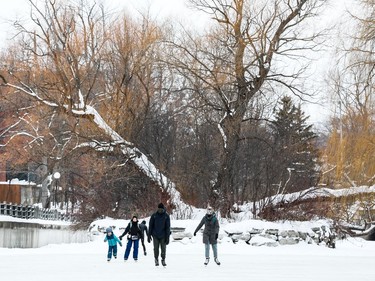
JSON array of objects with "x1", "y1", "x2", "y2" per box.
[
  {"x1": 148, "y1": 203, "x2": 171, "y2": 266},
  {"x1": 119, "y1": 215, "x2": 143, "y2": 261},
  {"x1": 194, "y1": 206, "x2": 221, "y2": 265},
  {"x1": 139, "y1": 220, "x2": 149, "y2": 256}
]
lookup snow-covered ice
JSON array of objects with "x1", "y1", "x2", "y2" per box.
[{"x1": 1, "y1": 218, "x2": 374, "y2": 281}]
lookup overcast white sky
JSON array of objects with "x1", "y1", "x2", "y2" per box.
[
  {"x1": 0, "y1": 0, "x2": 356, "y2": 126},
  {"x1": 0, "y1": 0, "x2": 204, "y2": 46}
]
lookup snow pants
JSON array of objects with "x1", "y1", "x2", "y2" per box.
[{"x1": 107, "y1": 245, "x2": 118, "y2": 260}]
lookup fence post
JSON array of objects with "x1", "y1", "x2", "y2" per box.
[
  {"x1": 6, "y1": 203, "x2": 11, "y2": 216},
  {"x1": 11, "y1": 204, "x2": 17, "y2": 217},
  {"x1": 0, "y1": 202, "x2": 5, "y2": 215}
]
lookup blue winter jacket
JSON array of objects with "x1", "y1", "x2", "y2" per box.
[{"x1": 104, "y1": 234, "x2": 121, "y2": 246}]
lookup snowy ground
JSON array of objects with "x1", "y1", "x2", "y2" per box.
[{"x1": 1, "y1": 218, "x2": 374, "y2": 281}]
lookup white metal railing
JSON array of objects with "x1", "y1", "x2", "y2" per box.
[{"x1": 0, "y1": 202, "x2": 72, "y2": 221}]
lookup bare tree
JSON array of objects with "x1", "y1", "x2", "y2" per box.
[
  {"x1": 0, "y1": 0, "x2": 191, "y2": 216},
  {"x1": 165, "y1": 0, "x2": 325, "y2": 215}
]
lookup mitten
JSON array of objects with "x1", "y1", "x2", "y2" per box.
[
  {"x1": 119, "y1": 242, "x2": 122, "y2": 247},
  {"x1": 119, "y1": 236, "x2": 122, "y2": 241},
  {"x1": 215, "y1": 233, "x2": 218, "y2": 239},
  {"x1": 193, "y1": 232, "x2": 196, "y2": 236},
  {"x1": 147, "y1": 236, "x2": 152, "y2": 243},
  {"x1": 165, "y1": 237, "x2": 169, "y2": 245}
]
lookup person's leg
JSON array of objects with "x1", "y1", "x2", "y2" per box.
[
  {"x1": 124, "y1": 240, "x2": 132, "y2": 260},
  {"x1": 107, "y1": 245, "x2": 113, "y2": 260},
  {"x1": 153, "y1": 237, "x2": 160, "y2": 265},
  {"x1": 159, "y1": 237, "x2": 167, "y2": 266},
  {"x1": 160, "y1": 237, "x2": 166, "y2": 261},
  {"x1": 205, "y1": 243, "x2": 210, "y2": 258},
  {"x1": 133, "y1": 239, "x2": 139, "y2": 260},
  {"x1": 212, "y1": 243, "x2": 218, "y2": 258},
  {"x1": 141, "y1": 239, "x2": 147, "y2": 255},
  {"x1": 113, "y1": 245, "x2": 118, "y2": 258},
  {"x1": 212, "y1": 243, "x2": 220, "y2": 264}
]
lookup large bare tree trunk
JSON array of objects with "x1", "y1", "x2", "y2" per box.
[{"x1": 180, "y1": 0, "x2": 322, "y2": 216}]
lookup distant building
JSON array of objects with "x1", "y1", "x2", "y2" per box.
[{"x1": 0, "y1": 179, "x2": 38, "y2": 205}]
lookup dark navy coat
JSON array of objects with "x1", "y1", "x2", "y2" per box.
[{"x1": 149, "y1": 209, "x2": 171, "y2": 239}]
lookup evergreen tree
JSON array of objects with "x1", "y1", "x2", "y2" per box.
[{"x1": 270, "y1": 96, "x2": 320, "y2": 193}]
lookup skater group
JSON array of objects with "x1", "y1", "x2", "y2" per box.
[{"x1": 104, "y1": 202, "x2": 220, "y2": 266}]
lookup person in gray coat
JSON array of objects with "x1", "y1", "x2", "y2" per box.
[{"x1": 194, "y1": 206, "x2": 221, "y2": 265}]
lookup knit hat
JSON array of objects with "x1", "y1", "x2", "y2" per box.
[
  {"x1": 106, "y1": 227, "x2": 113, "y2": 233},
  {"x1": 158, "y1": 203, "x2": 164, "y2": 209}
]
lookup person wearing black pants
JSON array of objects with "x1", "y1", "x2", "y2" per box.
[
  {"x1": 148, "y1": 203, "x2": 171, "y2": 266},
  {"x1": 139, "y1": 220, "x2": 149, "y2": 255}
]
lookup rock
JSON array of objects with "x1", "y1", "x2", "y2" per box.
[
  {"x1": 172, "y1": 231, "x2": 192, "y2": 240},
  {"x1": 249, "y1": 235, "x2": 278, "y2": 247},
  {"x1": 279, "y1": 237, "x2": 299, "y2": 245}
]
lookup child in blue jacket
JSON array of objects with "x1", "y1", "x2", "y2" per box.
[{"x1": 104, "y1": 227, "x2": 122, "y2": 261}]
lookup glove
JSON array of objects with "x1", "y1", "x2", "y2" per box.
[
  {"x1": 193, "y1": 232, "x2": 196, "y2": 236},
  {"x1": 215, "y1": 233, "x2": 218, "y2": 240},
  {"x1": 119, "y1": 236, "x2": 123, "y2": 241},
  {"x1": 166, "y1": 237, "x2": 169, "y2": 245},
  {"x1": 147, "y1": 236, "x2": 152, "y2": 243},
  {"x1": 119, "y1": 242, "x2": 122, "y2": 247}
]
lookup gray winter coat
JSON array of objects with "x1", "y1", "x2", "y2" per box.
[{"x1": 194, "y1": 214, "x2": 219, "y2": 244}]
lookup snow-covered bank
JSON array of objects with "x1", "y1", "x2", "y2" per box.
[{"x1": 90, "y1": 217, "x2": 335, "y2": 247}]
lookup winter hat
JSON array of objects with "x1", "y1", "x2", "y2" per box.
[
  {"x1": 106, "y1": 227, "x2": 113, "y2": 233},
  {"x1": 158, "y1": 203, "x2": 164, "y2": 209},
  {"x1": 141, "y1": 220, "x2": 146, "y2": 224}
]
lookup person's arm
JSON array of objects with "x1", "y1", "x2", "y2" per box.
[
  {"x1": 114, "y1": 235, "x2": 122, "y2": 246},
  {"x1": 215, "y1": 218, "x2": 220, "y2": 239},
  {"x1": 194, "y1": 217, "x2": 205, "y2": 235},
  {"x1": 165, "y1": 214, "x2": 171, "y2": 244},
  {"x1": 147, "y1": 215, "x2": 154, "y2": 242},
  {"x1": 166, "y1": 214, "x2": 171, "y2": 236},
  {"x1": 148, "y1": 216, "x2": 154, "y2": 237},
  {"x1": 119, "y1": 224, "x2": 130, "y2": 240}
]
